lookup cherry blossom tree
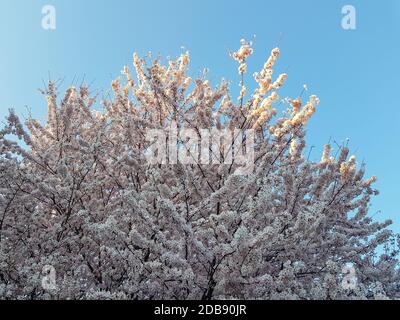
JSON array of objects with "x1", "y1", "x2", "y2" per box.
[{"x1": 0, "y1": 40, "x2": 399, "y2": 300}]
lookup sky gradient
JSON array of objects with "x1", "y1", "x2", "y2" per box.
[{"x1": 1, "y1": 0, "x2": 399, "y2": 230}]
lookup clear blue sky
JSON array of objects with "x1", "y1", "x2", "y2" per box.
[{"x1": 1, "y1": 0, "x2": 399, "y2": 230}]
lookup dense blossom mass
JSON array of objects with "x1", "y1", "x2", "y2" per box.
[{"x1": 0, "y1": 40, "x2": 399, "y2": 299}]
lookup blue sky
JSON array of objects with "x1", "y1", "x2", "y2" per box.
[{"x1": 1, "y1": 0, "x2": 399, "y2": 230}]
